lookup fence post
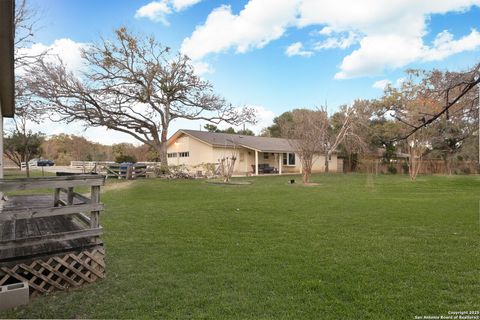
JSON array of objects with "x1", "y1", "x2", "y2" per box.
[
  {"x1": 90, "y1": 185, "x2": 100, "y2": 228},
  {"x1": 67, "y1": 187, "x2": 74, "y2": 205},
  {"x1": 53, "y1": 188, "x2": 60, "y2": 207}
]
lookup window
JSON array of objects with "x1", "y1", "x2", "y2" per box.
[
  {"x1": 167, "y1": 153, "x2": 177, "y2": 158},
  {"x1": 239, "y1": 152, "x2": 245, "y2": 162},
  {"x1": 263, "y1": 153, "x2": 269, "y2": 160},
  {"x1": 179, "y1": 152, "x2": 190, "y2": 158},
  {"x1": 282, "y1": 153, "x2": 295, "y2": 166}
]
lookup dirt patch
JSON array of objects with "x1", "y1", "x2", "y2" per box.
[
  {"x1": 206, "y1": 180, "x2": 252, "y2": 185},
  {"x1": 302, "y1": 182, "x2": 321, "y2": 186},
  {"x1": 101, "y1": 181, "x2": 135, "y2": 193}
]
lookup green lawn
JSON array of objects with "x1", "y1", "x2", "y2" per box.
[{"x1": 2, "y1": 174, "x2": 479, "y2": 319}]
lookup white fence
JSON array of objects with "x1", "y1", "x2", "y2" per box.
[
  {"x1": 70, "y1": 161, "x2": 162, "y2": 173},
  {"x1": 70, "y1": 161, "x2": 115, "y2": 171}
]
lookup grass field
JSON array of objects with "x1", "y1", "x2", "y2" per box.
[{"x1": 1, "y1": 174, "x2": 479, "y2": 319}]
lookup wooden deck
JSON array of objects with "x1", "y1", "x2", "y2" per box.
[
  {"x1": 0, "y1": 195, "x2": 100, "y2": 265},
  {"x1": 0, "y1": 175, "x2": 105, "y2": 268},
  {"x1": 0, "y1": 175, "x2": 106, "y2": 296}
]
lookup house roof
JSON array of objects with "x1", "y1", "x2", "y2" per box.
[
  {"x1": 0, "y1": 0, "x2": 15, "y2": 118},
  {"x1": 169, "y1": 129, "x2": 295, "y2": 153}
]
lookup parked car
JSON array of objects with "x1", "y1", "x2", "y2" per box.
[{"x1": 37, "y1": 159, "x2": 55, "y2": 166}]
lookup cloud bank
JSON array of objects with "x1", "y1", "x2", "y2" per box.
[{"x1": 181, "y1": 0, "x2": 480, "y2": 79}]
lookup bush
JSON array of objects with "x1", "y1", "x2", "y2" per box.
[
  {"x1": 115, "y1": 154, "x2": 137, "y2": 163},
  {"x1": 401, "y1": 162, "x2": 409, "y2": 174},
  {"x1": 387, "y1": 165, "x2": 397, "y2": 174}
]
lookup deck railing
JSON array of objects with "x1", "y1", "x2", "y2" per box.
[{"x1": 0, "y1": 175, "x2": 105, "y2": 256}]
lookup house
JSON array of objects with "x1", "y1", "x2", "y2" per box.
[{"x1": 167, "y1": 129, "x2": 342, "y2": 175}]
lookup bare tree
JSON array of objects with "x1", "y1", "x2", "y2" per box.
[
  {"x1": 279, "y1": 109, "x2": 327, "y2": 183},
  {"x1": 320, "y1": 105, "x2": 363, "y2": 173},
  {"x1": 336, "y1": 100, "x2": 371, "y2": 172},
  {"x1": 218, "y1": 154, "x2": 237, "y2": 183},
  {"x1": 27, "y1": 27, "x2": 255, "y2": 167},
  {"x1": 383, "y1": 70, "x2": 440, "y2": 180},
  {"x1": 14, "y1": 0, "x2": 44, "y2": 68}
]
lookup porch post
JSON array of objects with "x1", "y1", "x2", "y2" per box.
[
  {"x1": 278, "y1": 153, "x2": 282, "y2": 175},
  {"x1": 0, "y1": 113, "x2": 3, "y2": 179},
  {"x1": 255, "y1": 150, "x2": 258, "y2": 175}
]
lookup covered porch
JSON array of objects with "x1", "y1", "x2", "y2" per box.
[{"x1": 247, "y1": 149, "x2": 298, "y2": 176}]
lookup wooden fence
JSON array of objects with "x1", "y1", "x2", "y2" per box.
[
  {"x1": 104, "y1": 164, "x2": 148, "y2": 179},
  {"x1": 353, "y1": 159, "x2": 480, "y2": 175}
]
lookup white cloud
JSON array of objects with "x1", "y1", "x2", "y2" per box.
[
  {"x1": 171, "y1": 0, "x2": 202, "y2": 11},
  {"x1": 372, "y1": 79, "x2": 391, "y2": 90},
  {"x1": 135, "y1": 0, "x2": 201, "y2": 25},
  {"x1": 423, "y1": 29, "x2": 480, "y2": 61},
  {"x1": 318, "y1": 26, "x2": 333, "y2": 36},
  {"x1": 314, "y1": 31, "x2": 359, "y2": 50},
  {"x1": 296, "y1": 0, "x2": 480, "y2": 79},
  {"x1": 182, "y1": 0, "x2": 480, "y2": 79},
  {"x1": 285, "y1": 42, "x2": 313, "y2": 57},
  {"x1": 191, "y1": 61, "x2": 214, "y2": 75},
  {"x1": 181, "y1": 1, "x2": 300, "y2": 60},
  {"x1": 135, "y1": 1, "x2": 172, "y2": 25},
  {"x1": 18, "y1": 38, "x2": 88, "y2": 74},
  {"x1": 223, "y1": 106, "x2": 275, "y2": 135},
  {"x1": 334, "y1": 34, "x2": 424, "y2": 79}
]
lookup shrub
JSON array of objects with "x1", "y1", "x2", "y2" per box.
[
  {"x1": 401, "y1": 162, "x2": 409, "y2": 174},
  {"x1": 387, "y1": 165, "x2": 397, "y2": 174},
  {"x1": 115, "y1": 154, "x2": 137, "y2": 163}
]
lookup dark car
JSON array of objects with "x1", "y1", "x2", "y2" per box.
[{"x1": 37, "y1": 159, "x2": 55, "y2": 166}]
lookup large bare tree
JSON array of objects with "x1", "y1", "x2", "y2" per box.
[
  {"x1": 27, "y1": 27, "x2": 255, "y2": 166},
  {"x1": 279, "y1": 109, "x2": 328, "y2": 183}
]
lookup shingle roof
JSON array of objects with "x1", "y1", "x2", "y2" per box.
[{"x1": 177, "y1": 129, "x2": 295, "y2": 152}]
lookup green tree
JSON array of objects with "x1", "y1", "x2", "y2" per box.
[
  {"x1": 236, "y1": 128, "x2": 255, "y2": 136},
  {"x1": 204, "y1": 124, "x2": 220, "y2": 132},
  {"x1": 4, "y1": 130, "x2": 44, "y2": 177},
  {"x1": 261, "y1": 112, "x2": 292, "y2": 137}
]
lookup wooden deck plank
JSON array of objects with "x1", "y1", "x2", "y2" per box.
[{"x1": 0, "y1": 220, "x2": 14, "y2": 241}]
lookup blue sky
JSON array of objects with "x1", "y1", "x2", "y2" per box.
[{"x1": 24, "y1": 0, "x2": 480, "y2": 144}]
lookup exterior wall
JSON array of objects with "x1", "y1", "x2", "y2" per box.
[
  {"x1": 278, "y1": 153, "x2": 341, "y2": 174},
  {"x1": 212, "y1": 146, "x2": 251, "y2": 175},
  {"x1": 167, "y1": 135, "x2": 213, "y2": 167},
  {"x1": 310, "y1": 154, "x2": 339, "y2": 173},
  {"x1": 167, "y1": 134, "x2": 252, "y2": 175}
]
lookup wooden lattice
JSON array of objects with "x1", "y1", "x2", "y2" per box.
[{"x1": 0, "y1": 247, "x2": 105, "y2": 297}]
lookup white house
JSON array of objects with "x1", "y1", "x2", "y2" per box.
[{"x1": 167, "y1": 129, "x2": 342, "y2": 176}]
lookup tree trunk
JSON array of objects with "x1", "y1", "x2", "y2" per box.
[
  {"x1": 25, "y1": 160, "x2": 30, "y2": 178},
  {"x1": 302, "y1": 169, "x2": 311, "y2": 184},
  {"x1": 324, "y1": 154, "x2": 329, "y2": 173},
  {"x1": 160, "y1": 129, "x2": 168, "y2": 168}
]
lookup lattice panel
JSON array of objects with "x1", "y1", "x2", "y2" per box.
[{"x1": 0, "y1": 247, "x2": 105, "y2": 297}]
